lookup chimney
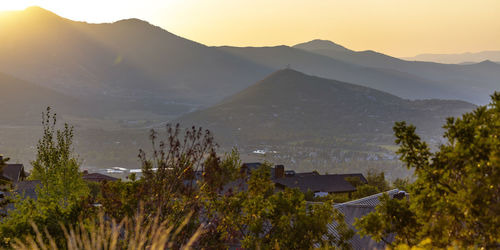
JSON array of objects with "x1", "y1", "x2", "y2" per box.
[{"x1": 275, "y1": 165, "x2": 285, "y2": 178}]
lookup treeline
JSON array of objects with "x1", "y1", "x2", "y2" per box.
[{"x1": 0, "y1": 109, "x2": 350, "y2": 249}]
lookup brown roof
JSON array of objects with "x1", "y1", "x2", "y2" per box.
[
  {"x1": 274, "y1": 174, "x2": 357, "y2": 193},
  {"x1": 1, "y1": 164, "x2": 25, "y2": 182},
  {"x1": 83, "y1": 173, "x2": 118, "y2": 182}
]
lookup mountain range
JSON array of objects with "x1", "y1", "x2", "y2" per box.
[
  {"x1": 0, "y1": 6, "x2": 271, "y2": 116},
  {"x1": 403, "y1": 50, "x2": 500, "y2": 64},
  {"x1": 0, "y1": 7, "x2": 497, "y2": 173},
  {"x1": 219, "y1": 39, "x2": 498, "y2": 104}
]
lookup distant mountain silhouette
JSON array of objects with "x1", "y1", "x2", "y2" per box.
[
  {"x1": 403, "y1": 51, "x2": 500, "y2": 64},
  {"x1": 217, "y1": 45, "x2": 470, "y2": 103},
  {"x1": 0, "y1": 7, "x2": 271, "y2": 114},
  {"x1": 294, "y1": 39, "x2": 351, "y2": 52},
  {"x1": 178, "y1": 69, "x2": 475, "y2": 147},
  {"x1": 292, "y1": 40, "x2": 500, "y2": 105}
]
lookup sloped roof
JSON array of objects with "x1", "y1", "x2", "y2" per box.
[
  {"x1": 1, "y1": 164, "x2": 24, "y2": 182},
  {"x1": 83, "y1": 173, "x2": 118, "y2": 182},
  {"x1": 336, "y1": 173, "x2": 368, "y2": 184},
  {"x1": 326, "y1": 189, "x2": 401, "y2": 249},
  {"x1": 274, "y1": 174, "x2": 358, "y2": 193},
  {"x1": 15, "y1": 180, "x2": 42, "y2": 200}
]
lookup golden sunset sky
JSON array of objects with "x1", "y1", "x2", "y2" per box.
[{"x1": 1, "y1": 0, "x2": 499, "y2": 57}]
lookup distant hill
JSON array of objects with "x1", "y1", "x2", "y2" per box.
[
  {"x1": 293, "y1": 40, "x2": 500, "y2": 105},
  {"x1": 0, "y1": 7, "x2": 271, "y2": 114},
  {"x1": 217, "y1": 45, "x2": 463, "y2": 102},
  {"x1": 294, "y1": 39, "x2": 351, "y2": 52},
  {"x1": 179, "y1": 69, "x2": 475, "y2": 146},
  {"x1": 403, "y1": 51, "x2": 500, "y2": 64}
]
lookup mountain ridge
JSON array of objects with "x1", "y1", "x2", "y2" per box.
[
  {"x1": 292, "y1": 40, "x2": 500, "y2": 104},
  {"x1": 179, "y1": 69, "x2": 475, "y2": 145}
]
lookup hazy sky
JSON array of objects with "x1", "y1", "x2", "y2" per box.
[{"x1": 1, "y1": 0, "x2": 499, "y2": 57}]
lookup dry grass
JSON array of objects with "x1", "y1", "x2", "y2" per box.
[{"x1": 11, "y1": 211, "x2": 203, "y2": 250}]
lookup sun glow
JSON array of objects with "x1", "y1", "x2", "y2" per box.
[
  {"x1": 0, "y1": 1, "x2": 33, "y2": 11},
  {"x1": 0, "y1": 0, "x2": 499, "y2": 57}
]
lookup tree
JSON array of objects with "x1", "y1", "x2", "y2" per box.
[
  {"x1": 0, "y1": 155, "x2": 12, "y2": 217},
  {"x1": 99, "y1": 124, "x2": 351, "y2": 248},
  {"x1": 30, "y1": 107, "x2": 89, "y2": 205},
  {"x1": 356, "y1": 92, "x2": 500, "y2": 248},
  {"x1": 231, "y1": 165, "x2": 342, "y2": 249},
  {"x1": 0, "y1": 107, "x2": 91, "y2": 247}
]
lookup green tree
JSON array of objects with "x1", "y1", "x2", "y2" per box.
[
  {"x1": 30, "y1": 107, "x2": 89, "y2": 205},
  {"x1": 236, "y1": 165, "x2": 345, "y2": 249},
  {"x1": 0, "y1": 155, "x2": 12, "y2": 217},
  {"x1": 356, "y1": 92, "x2": 500, "y2": 248},
  {"x1": 99, "y1": 124, "x2": 352, "y2": 248},
  {"x1": 0, "y1": 107, "x2": 92, "y2": 247}
]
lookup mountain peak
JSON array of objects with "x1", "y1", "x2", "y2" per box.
[
  {"x1": 114, "y1": 18, "x2": 151, "y2": 26},
  {"x1": 477, "y1": 60, "x2": 497, "y2": 65},
  {"x1": 293, "y1": 39, "x2": 351, "y2": 52},
  {"x1": 23, "y1": 6, "x2": 59, "y2": 17}
]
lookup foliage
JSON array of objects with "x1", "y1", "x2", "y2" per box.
[
  {"x1": 30, "y1": 107, "x2": 89, "y2": 205},
  {"x1": 0, "y1": 195, "x2": 93, "y2": 247},
  {"x1": 392, "y1": 177, "x2": 412, "y2": 191},
  {"x1": 10, "y1": 210, "x2": 203, "y2": 250},
  {"x1": 0, "y1": 155, "x2": 12, "y2": 217},
  {"x1": 356, "y1": 92, "x2": 500, "y2": 248},
  {"x1": 206, "y1": 165, "x2": 341, "y2": 249},
  {"x1": 99, "y1": 179, "x2": 143, "y2": 221},
  {"x1": 355, "y1": 193, "x2": 419, "y2": 246},
  {"x1": 135, "y1": 124, "x2": 217, "y2": 246},
  {"x1": 0, "y1": 107, "x2": 91, "y2": 247},
  {"x1": 4, "y1": 119, "x2": 354, "y2": 248}
]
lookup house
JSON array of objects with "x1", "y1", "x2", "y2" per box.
[
  {"x1": 82, "y1": 172, "x2": 119, "y2": 182},
  {"x1": 274, "y1": 174, "x2": 358, "y2": 195},
  {"x1": 324, "y1": 189, "x2": 406, "y2": 249},
  {"x1": 241, "y1": 162, "x2": 286, "y2": 179},
  {"x1": 1, "y1": 163, "x2": 27, "y2": 183},
  {"x1": 242, "y1": 163, "x2": 368, "y2": 196}
]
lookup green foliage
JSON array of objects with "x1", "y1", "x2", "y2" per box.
[
  {"x1": 0, "y1": 155, "x2": 12, "y2": 217},
  {"x1": 355, "y1": 193, "x2": 419, "y2": 246},
  {"x1": 0, "y1": 195, "x2": 93, "y2": 247},
  {"x1": 392, "y1": 177, "x2": 412, "y2": 191},
  {"x1": 239, "y1": 166, "x2": 338, "y2": 249},
  {"x1": 365, "y1": 169, "x2": 390, "y2": 192},
  {"x1": 0, "y1": 107, "x2": 92, "y2": 247},
  {"x1": 99, "y1": 179, "x2": 143, "y2": 220},
  {"x1": 356, "y1": 92, "x2": 500, "y2": 248},
  {"x1": 30, "y1": 107, "x2": 89, "y2": 205}
]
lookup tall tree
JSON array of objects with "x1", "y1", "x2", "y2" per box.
[
  {"x1": 356, "y1": 92, "x2": 500, "y2": 248},
  {"x1": 0, "y1": 108, "x2": 91, "y2": 247},
  {"x1": 30, "y1": 107, "x2": 88, "y2": 205}
]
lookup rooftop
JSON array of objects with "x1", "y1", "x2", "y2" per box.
[{"x1": 274, "y1": 174, "x2": 358, "y2": 193}]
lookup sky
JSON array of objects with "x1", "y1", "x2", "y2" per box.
[{"x1": 1, "y1": 0, "x2": 499, "y2": 57}]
